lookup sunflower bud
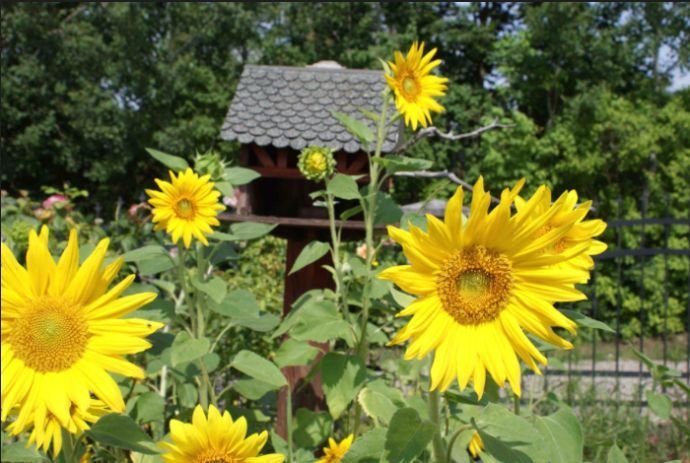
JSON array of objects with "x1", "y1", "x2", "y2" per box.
[{"x1": 297, "y1": 146, "x2": 336, "y2": 182}]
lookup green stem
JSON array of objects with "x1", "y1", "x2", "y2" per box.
[
  {"x1": 445, "y1": 425, "x2": 472, "y2": 463},
  {"x1": 286, "y1": 384, "x2": 294, "y2": 463},
  {"x1": 429, "y1": 389, "x2": 447, "y2": 463},
  {"x1": 513, "y1": 393, "x2": 520, "y2": 415},
  {"x1": 325, "y1": 190, "x2": 351, "y2": 324}
]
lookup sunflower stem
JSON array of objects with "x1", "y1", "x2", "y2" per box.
[
  {"x1": 286, "y1": 384, "x2": 294, "y2": 463},
  {"x1": 429, "y1": 389, "x2": 448, "y2": 463},
  {"x1": 325, "y1": 189, "x2": 350, "y2": 324},
  {"x1": 513, "y1": 392, "x2": 520, "y2": 415}
]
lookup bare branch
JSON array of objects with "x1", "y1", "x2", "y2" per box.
[
  {"x1": 394, "y1": 170, "x2": 500, "y2": 204},
  {"x1": 394, "y1": 118, "x2": 514, "y2": 153}
]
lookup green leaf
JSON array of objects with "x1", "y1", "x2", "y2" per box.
[
  {"x1": 320, "y1": 353, "x2": 367, "y2": 419},
  {"x1": 224, "y1": 167, "x2": 260, "y2": 186},
  {"x1": 176, "y1": 383, "x2": 198, "y2": 408},
  {"x1": 292, "y1": 408, "x2": 333, "y2": 448},
  {"x1": 191, "y1": 275, "x2": 227, "y2": 304},
  {"x1": 233, "y1": 378, "x2": 277, "y2": 401},
  {"x1": 534, "y1": 406, "x2": 583, "y2": 463},
  {"x1": 357, "y1": 380, "x2": 407, "y2": 427},
  {"x1": 646, "y1": 391, "x2": 672, "y2": 419},
  {"x1": 231, "y1": 350, "x2": 287, "y2": 389},
  {"x1": 274, "y1": 296, "x2": 350, "y2": 343},
  {"x1": 215, "y1": 181, "x2": 233, "y2": 197},
  {"x1": 383, "y1": 408, "x2": 437, "y2": 463},
  {"x1": 134, "y1": 391, "x2": 165, "y2": 424},
  {"x1": 561, "y1": 309, "x2": 615, "y2": 333},
  {"x1": 274, "y1": 339, "x2": 321, "y2": 368},
  {"x1": 0, "y1": 443, "x2": 49, "y2": 462},
  {"x1": 138, "y1": 255, "x2": 176, "y2": 276},
  {"x1": 331, "y1": 111, "x2": 374, "y2": 145},
  {"x1": 374, "y1": 192, "x2": 403, "y2": 225},
  {"x1": 607, "y1": 444, "x2": 629, "y2": 463},
  {"x1": 122, "y1": 245, "x2": 169, "y2": 263},
  {"x1": 207, "y1": 290, "x2": 279, "y2": 332},
  {"x1": 146, "y1": 148, "x2": 189, "y2": 171},
  {"x1": 375, "y1": 155, "x2": 433, "y2": 174},
  {"x1": 390, "y1": 288, "x2": 415, "y2": 308},
  {"x1": 87, "y1": 414, "x2": 161, "y2": 454},
  {"x1": 327, "y1": 174, "x2": 361, "y2": 200},
  {"x1": 290, "y1": 241, "x2": 330, "y2": 275},
  {"x1": 342, "y1": 428, "x2": 387, "y2": 463},
  {"x1": 170, "y1": 332, "x2": 210, "y2": 367},
  {"x1": 475, "y1": 404, "x2": 546, "y2": 463}
]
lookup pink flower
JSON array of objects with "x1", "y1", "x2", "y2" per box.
[{"x1": 42, "y1": 194, "x2": 68, "y2": 209}]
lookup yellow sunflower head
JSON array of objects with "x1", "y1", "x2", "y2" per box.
[
  {"x1": 297, "y1": 146, "x2": 336, "y2": 182},
  {"x1": 1, "y1": 226, "x2": 162, "y2": 438},
  {"x1": 159, "y1": 404, "x2": 285, "y2": 463},
  {"x1": 515, "y1": 188, "x2": 607, "y2": 278},
  {"x1": 6, "y1": 399, "x2": 109, "y2": 456},
  {"x1": 146, "y1": 168, "x2": 226, "y2": 248},
  {"x1": 316, "y1": 434, "x2": 354, "y2": 463},
  {"x1": 468, "y1": 431, "x2": 484, "y2": 459},
  {"x1": 379, "y1": 178, "x2": 604, "y2": 398},
  {"x1": 385, "y1": 41, "x2": 449, "y2": 130}
]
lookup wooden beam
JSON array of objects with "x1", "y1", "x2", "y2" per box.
[{"x1": 252, "y1": 145, "x2": 276, "y2": 167}]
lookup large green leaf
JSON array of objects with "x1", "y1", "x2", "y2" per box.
[
  {"x1": 233, "y1": 378, "x2": 277, "y2": 401},
  {"x1": 375, "y1": 155, "x2": 433, "y2": 174},
  {"x1": 146, "y1": 148, "x2": 189, "y2": 171},
  {"x1": 342, "y1": 428, "x2": 387, "y2": 463},
  {"x1": 170, "y1": 332, "x2": 210, "y2": 367},
  {"x1": 207, "y1": 290, "x2": 279, "y2": 332},
  {"x1": 191, "y1": 275, "x2": 227, "y2": 304},
  {"x1": 290, "y1": 241, "x2": 330, "y2": 275},
  {"x1": 274, "y1": 296, "x2": 350, "y2": 343},
  {"x1": 231, "y1": 350, "x2": 287, "y2": 389},
  {"x1": 534, "y1": 406, "x2": 583, "y2": 463},
  {"x1": 646, "y1": 391, "x2": 672, "y2": 419},
  {"x1": 224, "y1": 167, "x2": 260, "y2": 186},
  {"x1": 327, "y1": 174, "x2": 361, "y2": 200},
  {"x1": 292, "y1": 408, "x2": 333, "y2": 448},
  {"x1": 383, "y1": 408, "x2": 437, "y2": 463},
  {"x1": 122, "y1": 245, "x2": 169, "y2": 263},
  {"x1": 475, "y1": 404, "x2": 546, "y2": 463},
  {"x1": 331, "y1": 111, "x2": 374, "y2": 145},
  {"x1": 320, "y1": 353, "x2": 367, "y2": 419},
  {"x1": 607, "y1": 444, "x2": 629, "y2": 463},
  {"x1": 0, "y1": 443, "x2": 49, "y2": 462},
  {"x1": 229, "y1": 222, "x2": 276, "y2": 240},
  {"x1": 87, "y1": 414, "x2": 160, "y2": 454},
  {"x1": 358, "y1": 379, "x2": 407, "y2": 426},
  {"x1": 134, "y1": 391, "x2": 165, "y2": 424},
  {"x1": 274, "y1": 339, "x2": 321, "y2": 368}
]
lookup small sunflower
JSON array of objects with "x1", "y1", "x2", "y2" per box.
[
  {"x1": 297, "y1": 146, "x2": 336, "y2": 182},
  {"x1": 146, "y1": 168, "x2": 225, "y2": 248},
  {"x1": 6, "y1": 399, "x2": 109, "y2": 456},
  {"x1": 316, "y1": 434, "x2": 353, "y2": 463},
  {"x1": 159, "y1": 404, "x2": 284, "y2": 463},
  {"x1": 468, "y1": 431, "x2": 484, "y2": 459},
  {"x1": 380, "y1": 178, "x2": 602, "y2": 397},
  {"x1": 385, "y1": 41, "x2": 448, "y2": 130},
  {"x1": 515, "y1": 188, "x2": 607, "y2": 278},
  {"x1": 1, "y1": 227, "x2": 161, "y2": 440}
]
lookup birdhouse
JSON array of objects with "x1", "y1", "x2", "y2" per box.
[{"x1": 219, "y1": 62, "x2": 399, "y2": 242}]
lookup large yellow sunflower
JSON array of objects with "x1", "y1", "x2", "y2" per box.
[
  {"x1": 6, "y1": 399, "x2": 109, "y2": 456},
  {"x1": 159, "y1": 404, "x2": 284, "y2": 463},
  {"x1": 515, "y1": 188, "x2": 607, "y2": 278},
  {"x1": 380, "y1": 178, "x2": 602, "y2": 397},
  {"x1": 146, "y1": 168, "x2": 225, "y2": 248},
  {"x1": 1, "y1": 227, "x2": 161, "y2": 437},
  {"x1": 385, "y1": 41, "x2": 448, "y2": 130},
  {"x1": 315, "y1": 434, "x2": 353, "y2": 463}
]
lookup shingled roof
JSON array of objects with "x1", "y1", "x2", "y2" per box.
[{"x1": 220, "y1": 64, "x2": 399, "y2": 154}]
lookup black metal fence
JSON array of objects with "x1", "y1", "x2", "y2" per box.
[{"x1": 526, "y1": 211, "x2": 690, "y2": 405}]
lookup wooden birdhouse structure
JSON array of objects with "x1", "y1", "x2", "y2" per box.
[
  {"x1": 219, "y1": 62, "x2": 399, "y2": 240},
  {"x1": 219, "y1": 61, "x2": 399, "y2": 436}
]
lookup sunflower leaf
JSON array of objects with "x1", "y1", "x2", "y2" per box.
[
  {"x1": 289, "y1": 241, "x2": 330, "y2": 275},
  {"x1": 331, "y1": 111, "x2": 374, "y2": 145},
  {"x1": 146, "y1": 148, "x2": 189, "y2": 172},
  {"x1": 231, "y1": 350, "x2": 287, "y2": 389},
  {"x1": 87, "y1": 414, "x2": 161, "y2": 454}
]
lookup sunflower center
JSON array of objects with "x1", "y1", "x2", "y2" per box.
[
  {"x1": 401, "y1": 75, "x2": 420, "y2": 99},
  {"x1": 196, "y1": 452, "x2": 231, "y2": 463},
  {"x1": 306, "y1": 152, "x2": 327, "y2": 174},
  {"x1": 9, "y1": 297, "x2": 89, "y2": 372},
  {"x1": 175, "y1": 198, "x2": 196, "y2": 219},
  {"x1": 437, "y1": 246, "x2": 513, "y2": 325}
]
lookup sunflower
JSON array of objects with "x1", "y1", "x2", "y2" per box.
[
  {"x1": 385, "y1": 41, "x2": 448, "y2": 130},
  {"x1": 146, "y1": 168, "x2": 225, "y2": 248},
  {"x1": 1, "y1": 227, "x2": 161, "y2": 437},
  {"x1": 468, "y1": 431, "x2": 484, "y2": 459},
  {"x1": 515, "y1": 188, "x2": 607, "y2": 278},
  {"x1": 315, "y1": 434, "x2": 353, "y2": 463},
  {"x1": 159, "y1": 404, "x2": 284, "y2": 463},
  {"x1": 6, "y1": 399, "x2": 109, "y2": 456},
  {"x1": 298, "y1": 146, "x2": 336, "y2": 182},
  {"x1": 379, "y1": 178, "x2": 602, "y2": 397}
]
